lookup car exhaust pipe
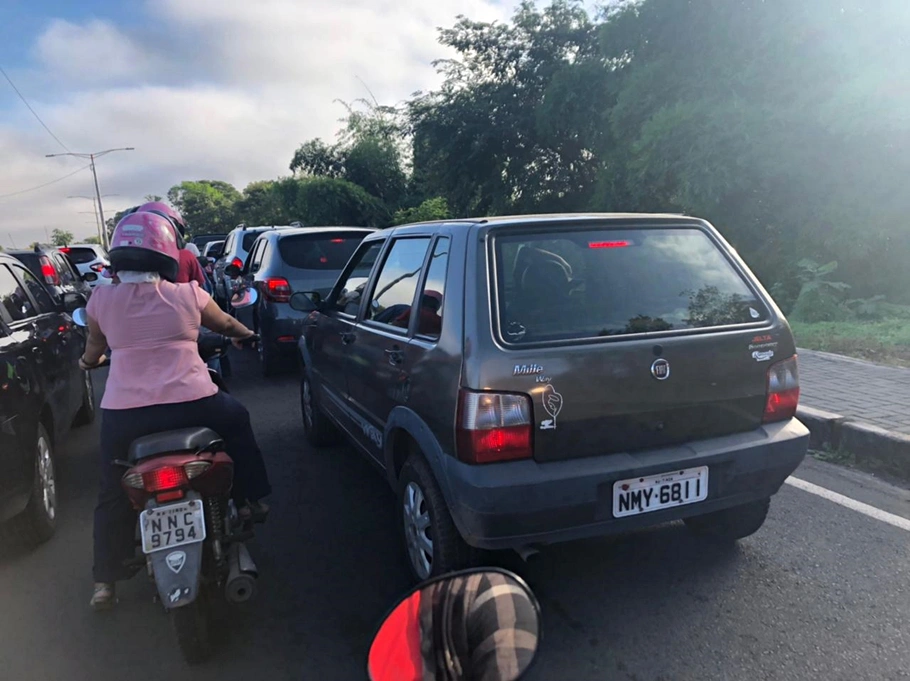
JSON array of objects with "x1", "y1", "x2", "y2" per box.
[{"x1": 225, "y1": 542, "x2": 258, "y2": 603}]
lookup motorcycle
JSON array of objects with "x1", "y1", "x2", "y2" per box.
[
  {"x1": 367, "y1": 568, "x2": 542, "y2": 681},
  {"x1": 72, "y1": 287, "x2": 261, "y2": 665}
]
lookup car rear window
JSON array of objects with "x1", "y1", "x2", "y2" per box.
[
  {"x1": 278, "y1": 233, "x2": 363, "y2": 270},
  {"x1": 11, "y1": 253, "x2": 40, "y2": 278},
  {"x1": 64, "y1": 247, "x2": 99, "y2": 264},
  {"x1": 494, "y1": 226, "x2": 769, "y2": 344}
]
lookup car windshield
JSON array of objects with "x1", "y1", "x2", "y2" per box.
[
  {"x1": 278, "y1": 233, "x2": 363, "y2": 270},
  {"x1": 494, "y1": 226, "x2": 767, "y2": 344}
]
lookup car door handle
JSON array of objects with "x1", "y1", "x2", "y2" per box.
[
  {"x1": 385, "y1": 346, "x2": 404, "y2": 365},
  {"x1": 339, "y1": 332, "x2": 355, "y2": 345}
]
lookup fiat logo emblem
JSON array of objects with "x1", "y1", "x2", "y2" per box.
[{"x1": 651, "y1": 358, "x2": 670, "y2": 381}]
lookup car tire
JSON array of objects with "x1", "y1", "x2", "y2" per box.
[
  {"x1": 73, "y1": 370, "x2": 96, "y2": 427},
  {"x1": 684, "y1": 497, "x2": 771, "y2": 542},
  {"x1": 300, "y1": 374, "x2": 337, "y2": 447},
  {"x1": 0, "y1": 423, "x2": 57, "y2": 547},
  {"x1": 398, "y1": 452, "x2": 474, "y2": 582}
]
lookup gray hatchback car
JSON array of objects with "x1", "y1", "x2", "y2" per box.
[{"x1": 291, "y1": 214, "x2": 809, "y2": 581}]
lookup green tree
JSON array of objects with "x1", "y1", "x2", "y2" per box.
[
  {"x1": 274, "y1": 176, "x2": 389, "y2": 227},
  {"x1": 166, "y1": 180, "x2": 241, "y2": 234},
  {"x1": 408, "y1": 0, "x2": 605, "y2": 216},
  {"x1": 82, "y1": 235, "x2": 101, "y2": 245},
  {"x1": 234, "y1": 180, "x2": 287, "y2": 226},
  {"x1": 393, "y1": 197, "x2": 451, "y2": 226},
  {"x1": 51, "y1": 229, "x2": 74, "y2": 246}
]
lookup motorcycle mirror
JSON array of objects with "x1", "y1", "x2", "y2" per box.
[
  {"x1": 367, "y1": 568, "x2": 541, "y2": 681},
  {"x1": 72, "y1": 308, "x2": 89, "y2": 327},
  {"x1": 231, "y1": 287, "x2": 259, "y2": 309}
]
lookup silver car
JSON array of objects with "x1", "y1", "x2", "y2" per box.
[{"x1": 61, "y1": 244, "x2": 112, "y2": 288}]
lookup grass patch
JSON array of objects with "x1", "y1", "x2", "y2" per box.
[
  {"x1": 810, "y1": 446, "x2": 855, "y2": 466},
  {"x1": 791, "y1": 318, "x2": 910, "y2": 367}
]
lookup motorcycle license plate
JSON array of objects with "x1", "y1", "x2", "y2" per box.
[
  {"x1": 613, "y1": 466, "x2": 709, "y2": 518},
  {"x1": 140, "y1": 500, "x2": 206, "y2": 554}
]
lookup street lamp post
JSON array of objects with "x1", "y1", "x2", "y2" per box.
[
  {"x1": 48, "y1": 148, "x2": 134, "y2": 250},
  {"x1": 68, "y1": 194, "x2": 119, "y2": 245}
]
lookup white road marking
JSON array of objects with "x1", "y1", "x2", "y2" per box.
[{"x1": 785, "y1": 476, "x2": 910, "y2": 533}]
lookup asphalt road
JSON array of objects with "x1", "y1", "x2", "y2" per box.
[{"x1": 2, "y1": 350, "x2": 910, "y2": 681}]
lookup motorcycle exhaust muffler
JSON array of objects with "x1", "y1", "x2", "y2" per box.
[{"x1": 225, "y1": 542, "x2": 258, "y2": 604}]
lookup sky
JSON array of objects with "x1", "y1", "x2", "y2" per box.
[{"x1": 0, "y1": 0, "x2": 519, "y2": 246}]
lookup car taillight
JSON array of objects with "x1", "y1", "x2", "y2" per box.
[
  {"x1": 39, "y1": 257, "x2": 60, "y2": 285},
  {"x1": 264, "y1": 277, "x2": 292, "y2": 303},
  {"x1": 90, "y1": 263, "x2": 105, "y2": 272},
  {"x1": 59, "y1": 247, "x2": 70, "y2": 253},
  {"x1": 763, "y1": 355, "x2": 800, "y2": 424},
  {"x1": 456, "y1": 390, "x2": 533, "y2": 464},
  {"x1": 231, "y1": 257, "x2": 243, "y2": 270}
]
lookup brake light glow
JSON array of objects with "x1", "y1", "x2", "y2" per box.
[
  {"x1": 142, "y1": 466, "x2": 188, "y2": 492},
  {"x1": 763, "y1": 355, "x2": 800, "y2": 423},
  {"x1": 231, "y1": 257, "x2": 243, "y2": 270},
  {"x1": 588, "y1": 240, "x2": 631, "y2": 249},
  {"x1": 90, "y1": 263, "x2": 105, "y2": 272},
  {"x1": 59, "y1": 247, "x2": 70, "y2": 253},
  {"x1": 456, "y1": 390, "x2": 532, "y2": 464},
  {"x1": 264, "y1": 277, "x2": 292, "y2": 303},
  {"x1": 39, "y1": 257, "x2": 60, "y2": 285},
  {"x1": 330, "y1": 238, "x2": 345, "y2": 244}
]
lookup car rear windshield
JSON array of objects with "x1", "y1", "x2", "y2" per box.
[
  {"x1": 493, "y1": 226, "x2": 769, "y2": 344},
  {"x1": 64, "y1": 247, "x2": 99, "y2": 264},
  {"x1": 278, "y1": 233, "x2": 363, "y2": 270},
  {"x1": 11, "y1": 254, "x2": 41, "y2": 278}
]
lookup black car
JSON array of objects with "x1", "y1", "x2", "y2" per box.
[
  {"x1": 240, "y1": 227, "x2": 374, "y2": 375},
  {"x1": 0, "y1": 253, "x2": 95, "y2": 547},
  {"x1": 9, "y1": 246, "x2": 93, "y2": 308}
]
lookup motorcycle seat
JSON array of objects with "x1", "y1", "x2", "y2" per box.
[{"x1": 128, "y1": 427, "x2": 224, "y2": 463}]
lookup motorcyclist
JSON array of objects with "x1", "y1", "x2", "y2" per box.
[
  {"x1": 123, "y1": 201, "x2": 206, "y2": 286},
  {"x1": 80, "y1": 211, "x2": 272, "y2": 611}
]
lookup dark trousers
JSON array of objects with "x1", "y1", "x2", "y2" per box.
[{"x1": 93, "y1": 391, "x2": 272, "y2": 583}]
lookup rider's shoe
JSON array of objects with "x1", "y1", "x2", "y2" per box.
[
  {"x1": 90, "y1": 582, "x2": 116, "y2": 611},
  {"x1": 238, "y1": 500, "x2": 270, "y2": 524}
]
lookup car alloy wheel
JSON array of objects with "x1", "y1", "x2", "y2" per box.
[
  {"x1": 37, "y1": 432, "x2": 56, "y2": 522},
  {"x1": 403, "y1": 481, "x2": 433, "y2": 580}
]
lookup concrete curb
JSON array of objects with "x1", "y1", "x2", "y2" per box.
[{"x1": 797, "y1": 405, "x2": 910, "y2": 479}]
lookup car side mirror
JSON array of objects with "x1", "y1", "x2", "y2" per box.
[
  {"x1": 367, "y1": 568, "x2": 541, "y2": 681},
  {"x1": 289, "y1": 291, "x2": 322, "y2": 312},
  {"x1": 63, "y1": 292, "x2": 88, "y2": 314},
  {"x1": 224, "y1": 264, "x2": 242, "y2": 278}
]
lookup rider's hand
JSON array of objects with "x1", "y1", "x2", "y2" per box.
[
  {"x1": 231, "y1": 333, "x2": 255, "y2": 350},
  {"x1": 79, "y1": 354, "x2": 106, "y2": 370}
]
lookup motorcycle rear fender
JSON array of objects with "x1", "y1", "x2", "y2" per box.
[{"x1": 150, "y1": 540, "x2": 204, "y2": 609}]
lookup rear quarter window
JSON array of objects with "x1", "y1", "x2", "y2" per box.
[
  {"x1": 278, "y1": 234, "x2": 363, "y2": 270},
  {"x1": 494, "y1": 226, "x2": 768, "y2": 344}
]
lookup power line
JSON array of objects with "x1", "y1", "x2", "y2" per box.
[
  {"x1": 0, "y1": 64, "x2": 71, "y2": 153},
  {"x1": 0, "y1": 164, "x2": 91, "y2": 200}
]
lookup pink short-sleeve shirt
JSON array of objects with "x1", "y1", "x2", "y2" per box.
[{"x1": 86, "y1": 281, "x2": 218, "y2": 410}]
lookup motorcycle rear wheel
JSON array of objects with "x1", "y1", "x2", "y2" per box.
[{"x1": 171, "y1": 593, "x2": 212, "y2": 665}]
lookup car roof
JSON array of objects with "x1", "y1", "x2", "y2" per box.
[
  {"x1": 374, "y1": 212, "x2": 704, "y2": 239},
  {"x1": 67, "y1": 243, "x2": 105, "y2": 249},
  {"x1": 259, "y1": 226, "x2": 376, "y2": 240}
]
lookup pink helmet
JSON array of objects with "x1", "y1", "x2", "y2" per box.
[{"x1": 109, "y1": 211, "x2": 180, "y2": 282}]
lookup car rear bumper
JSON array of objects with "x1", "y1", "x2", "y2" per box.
[
  {"x1": 261, "y1": 313, "x2": 305, "y2": 353},
  {"x1": 443, "y1": 418, "x2": 809, "y2": 550}
]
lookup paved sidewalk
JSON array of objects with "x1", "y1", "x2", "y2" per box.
[{"x1": 799, "y1": 348, "x2": 910, "y2": 435}]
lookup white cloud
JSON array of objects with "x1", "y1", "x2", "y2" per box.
[
  {"x1": 0, "y1": 0, "x2": 517, "y2": 245},
  {"x1": 34, "y1": 19, "x2": 163, "y2": 85}
]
